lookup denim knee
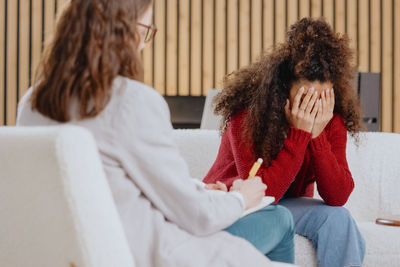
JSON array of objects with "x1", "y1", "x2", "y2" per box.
[
  {"x1": 273, "y1": 205, "x2": 295, "y2": 236},
  {"x1": 324, "y1": 206, "x2": 352, "y2": 227}
]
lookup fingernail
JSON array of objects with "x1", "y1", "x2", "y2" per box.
[
  {"x1": 300, "y1": 87, "x2": 305, "y2": 92},
  {"x1": 314, "y1": 92, "x2": 318, "y2": 96},
  {"x1": 310, "y1": 87, "x2": 315, "y2": 92},
  {"x1": 322, "y1": 91, "x2": 325, "y2": 97},
  {"x1": 326, "y1": 88, "x2": 330, "y2": 92}
]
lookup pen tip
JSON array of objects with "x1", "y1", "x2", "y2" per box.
[{"x1": 257, "y1": 158, "x2": 263, "y2": 163}]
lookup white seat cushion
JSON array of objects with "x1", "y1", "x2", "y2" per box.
[
  {"x1": 358, "y1": 222, "x2": 400, "y2": 267},
  {"x1": 294, "y1": 235, "x2": 318, "y2": 266}
]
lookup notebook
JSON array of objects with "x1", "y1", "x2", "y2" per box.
[{"x1": 240, "y1": 196, "x2": 275, "y2": 218}]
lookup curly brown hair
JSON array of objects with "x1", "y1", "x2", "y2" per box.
[
  {"x1": 32, "y1": 0, "x2": 152, "y2": 122},
  {"x1": 214, "y1": 17, "x2": 363, "y2": 165}
]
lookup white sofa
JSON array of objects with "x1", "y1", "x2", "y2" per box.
[
  {"x1": 172, "y1": 129, "x2": 400, "y2": 267},
  {"x1": 0, "y1": 126, "x2": 295, "y2": 267},
  {"x1": 1, "y1": 125, "x2": 399, "y2": 266}
]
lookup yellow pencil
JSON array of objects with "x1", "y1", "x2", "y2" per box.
[{"x1": 247, "y1": 158, "x2": 263, "y2": 179}]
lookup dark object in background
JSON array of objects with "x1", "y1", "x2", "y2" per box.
[
  {"x1": 164, "y1": 96, "x2": 205, "y2": 129},
  {"x1": 355, "y1": 72, "x2": 381, "y2": 132}
]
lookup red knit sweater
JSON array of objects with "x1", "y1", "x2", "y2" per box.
[{"x1": 203, "y1": 110, "x2": 354, "y2": 206}]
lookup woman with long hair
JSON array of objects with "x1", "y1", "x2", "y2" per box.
[
  {"x1": 17, "y1": 0, "x2": 295, "y2": 266},
  {"x1": 204, "y1": 18, "x2": 366, "y2": 267}
]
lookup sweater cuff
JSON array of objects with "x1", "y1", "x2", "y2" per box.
[
  {"x1": 310, "y1": 131, "x2": 331, "y2": 151},
  {"x1": 229, "y1": 191, "x2": 246, "y2": 209},
  {"x1": 287, "y1": 127, "x2": 312, "y2": 144}
]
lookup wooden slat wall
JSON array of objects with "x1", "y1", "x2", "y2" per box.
[
  {"x1": 178, "y1": 0, "x2": 189, "y2": 96},
  {"x1": 5, "y1": 0, "x2": 17, "y2": 125},
  {"x1": 166, "y1": 0, "x2": 178, "y2": 96},
  {"x1": 395, "y1": 0, "x2": 400, "y2": 132},
  {"x1": 0, "y1": 0, "x2": 67, "y2": 126},
  {"x1": 0, "y1": 0, "x2": 5, "y2": 126},
  {"x1": 203, "y1": 0, "x2": 214, "y2": 95},
  {"x1": 227, "y1": 0, "x2": 239, "y2": 73},
  {"x1": 1, "y1": 0, "x2": 399, "y2": 133}
]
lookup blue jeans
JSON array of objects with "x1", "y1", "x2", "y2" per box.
[
  {"x1": 225, "y1": 205, "x2": 295, "y2": 263},
  {"x1": 279, "y1": 197, "x2": 366, "y2": 267}
]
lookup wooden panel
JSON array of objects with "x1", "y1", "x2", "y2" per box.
[
  {"x1": 239, "y1": 0, "x2": 250, "y2": 67},
  {"x1": 0, "y1": 0, "x2": 5, "y2": 125},
  {"x1": 153, "y1": 0, "x2": 165, "y2": 94},
  {"x1": 251, "y1": 0, "x2": 262, "y2": 62},
  {"x1": 166, "y1": 0, "x2": 178, "y2": 95},
  {"x1": 56, "y1": 0, "x2": 69, "y2": 17},
  {"x1": 44, "y1": 0, "x2": 55, "y2": 44},
  {"x1": 323, "y1": 0, "x2": 334, "y2": 27},
  {"x1": 299, "y1": 0, "x2": 310, "y2": 19},
  {"x1": 395, "y1": 0, "x2": 400, "y2": 133},
  {"x1": 227, "y1": 0, "x2": 238, "y2": 73},
  {"x1": 275, "y1": 0, "x2": 286, "y2": 44},
  {"x1": 287, "y1": 0, "x2": 298, "y2": 30},
  {"x1": 370, "y1": 0, "x2": 381, "y2": 73},
  {"x1": 31, "y1": 0, "x2": 43, "y2": 83},
  {"x1": 346, "y1": 0, "x2": 358, "y2": 67},
  {"x1": 202, "y1": 0, "x2": 214, "y2": 94},
  {"x1": 142, "y1": 2, "x2": 153, "y2": 87},
  {"x1": 358, "y1": 0, "x2": 369, "y2": 72},
  {"x1": 142, "y1": 42, "x2": 153, "y2": 86},
  {"x1": 334, "y1": 0, "x2": 345, "y2": 33},
  {"x1": 19, "y1": 0, "x2": 31, "y2": 100},
  {"x1": 178, "y1": 0, "x2": 189, "y2": 95},
  {"x1": 263, "y1": 0, "x2": 274, "y2": 51},
  {"x1": 190, "y1": 0, "x2": 202, "y2": 96},
  {"x1": 214, "y1": 0, "x2": 226, "y2": 90},
  {"x1": 311, "y1": 0, "x2": 322, "y2": 18},
  {"x1": 381, "y1": 0, "x2": 393, "y2": 132},
  {"x1": 6, "y1": 0, "x2": 18, "y2": 125}
]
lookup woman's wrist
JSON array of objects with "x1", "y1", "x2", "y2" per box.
[
  {"x1": 287, "y1": 126, "x2": 312, "y2": 144},
  {"x1": 229, "y1": 191, "x2": 246, "y2": 210}
]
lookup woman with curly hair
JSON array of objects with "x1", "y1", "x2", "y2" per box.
[{"x1": 204, "y1": 18, "x2": 366, "y2": 267}]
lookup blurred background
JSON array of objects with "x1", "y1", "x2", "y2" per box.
[{"x1": 0, "y1": 0, "x2": 399, "y2": 132}]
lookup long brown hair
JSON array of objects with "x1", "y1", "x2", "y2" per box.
[
  {"x1": 32, "y1": 0, "x2": 152, "y2": 122},
  {"x1": 215, "y1": 18, "x2": 363, "y2": 165}
]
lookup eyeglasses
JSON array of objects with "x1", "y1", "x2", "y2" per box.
[{"x1": 137, "y1": 22, "x2": 158, "y2": 43}]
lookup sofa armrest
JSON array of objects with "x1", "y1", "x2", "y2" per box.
[{"x1": 344, "y1": 132, "x2": 400, "y2": 221}]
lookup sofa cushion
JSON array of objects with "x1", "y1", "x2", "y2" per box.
[
  {"x1": 294, "y1": 235, "x2": 317, "y2": 266},
  {"x1": 358, "y1": 222, "x2": 400, "y2": 267}
]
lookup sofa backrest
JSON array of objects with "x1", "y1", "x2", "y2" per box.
[
  {"x1": 173, "y1": 129, "x2": 400, "y2": 222},
  {"x1": 0, "y1": 126, "x2": 135, "y2": 267},
  {"x1": 173, "y1": 129, "x2": 222, "y2": 179},
  {"x1": 200, "y1": 89, "x2": 223, "y2": 130}
]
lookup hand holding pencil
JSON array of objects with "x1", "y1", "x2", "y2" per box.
[
  {"x1": 229, "y1": 159, "x2": 267, "y2": 210},
  {"x1": 205, "y1": 158, "x2": 267, "y2": 210}
]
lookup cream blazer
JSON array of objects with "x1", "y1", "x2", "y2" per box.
[{"x1": 17, "y1": 77, "x2": 272, "y2": 267}]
